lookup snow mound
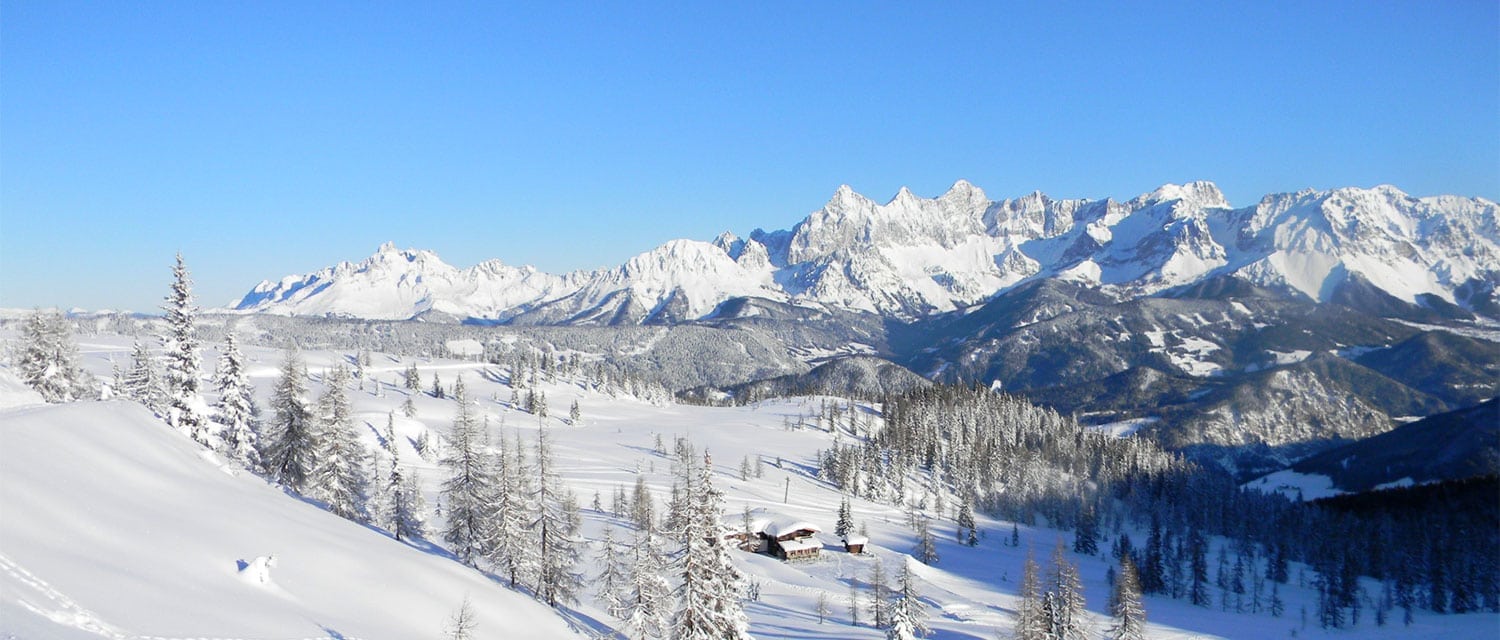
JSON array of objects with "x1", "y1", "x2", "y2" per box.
[
  {"x1": 0, "y1": 368, "x2": 45, "y2": 409},
  {"x1": 237, "y1": 554, "x2": 278, "y2": 586}
]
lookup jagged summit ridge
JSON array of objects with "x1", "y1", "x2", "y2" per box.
[{"x1": 231, "y1": 181, "x2": 1499, "y2": 324}]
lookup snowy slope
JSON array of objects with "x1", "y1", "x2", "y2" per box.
[
  {"x1": 230, "y1": 182, "x2": 1499, "y2": 324},
  {"x1": 8, "y1": 334, "x2": 1493, "y2": 639},
  {"x1": 0, "y1": 395, "x2": 581, "y2": 640},
  {"x1": 1230, "y1": 185, "x2": 1500, "y2": 305}
]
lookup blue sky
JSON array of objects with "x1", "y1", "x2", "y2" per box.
[{"x1": 2, "y1": 1, "x2": 1496, "y2": 311}]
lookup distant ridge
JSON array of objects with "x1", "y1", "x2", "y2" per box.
[{"x1": 231, "y1": 182, "x2": 1499, "y2": 325}]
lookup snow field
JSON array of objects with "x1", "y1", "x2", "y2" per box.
[{"x1": 2, "y1": 331, "x2": 1496, "y2": 639}]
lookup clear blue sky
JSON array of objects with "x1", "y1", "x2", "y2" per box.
[{"x1": 3, "y1": 1, "x2": 1496, "y2": 312}]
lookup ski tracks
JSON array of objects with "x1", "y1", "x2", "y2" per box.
[{"x1": 0, "y1": 553, "x2": 361, "y2": 640}]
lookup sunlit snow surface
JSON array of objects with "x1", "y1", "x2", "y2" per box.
[{"x1": 2, "y1": 332, "x2": 1495, "y2": 639}]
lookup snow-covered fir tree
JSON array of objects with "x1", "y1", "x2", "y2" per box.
[
  {"x1": 485, "y1": 428, "x2": 532, "y2": 588},
  {"x1": 956, "y1": 495, "x2": 977, "y2": 547},
  {"x1": 1015, "y1": 551, "x2": 1046, "y2": 640},
  {"x1": 211, "y1": 331, "x2": 259, "y2": 468},
  {"x1": 631, "y1": 472, "x2": 656, "y2": 532},
  {"x1": 886, "y1": 559, "x2": 928, "y2": 639},
  {"x1": 401, "y1": 392, "x2": 417, "y2": 418},
  {"x1": 913, "y1": 517, "x2": 938, "y2": 566},
  {"x1": 403, "y1": 363, "x2": 420, "y2": 391},
  {"x1": 377, "y1": 417, "x2": 426, "y2": 541},
  {"x1": 122, "y1": 339, "x2": 162, "y2": 411},
  {"x1": 1073, "y1": 508, "x2": 1098, "y2": 556},
  {"x1": 1047, "y1": 541, "x2": 1087, "y2": 640},
  {"x1": 671, "y1": 451, "x2": 751, "y2": 640},
  {"x1": 310, "y1": 363, "x2": 367, "y2": 521},
  {"x1": 14, "y1": 309, "x2": 92, "y2": 403},
  {"x1": 835, "y1": 495, "x2": 854, "y2": 541},
  {"x1": 1188, "y1": 528, "x2": 1210, "y2": 607},
  {"x1": 531, "y1": 421, "x2": 583, "y2": 607},
  {"x1": 262, "y1": 350, "x2": 316, "y2": 492},
  {"x1": 1108, "y1": 555, "x2": 1147, "y2": 640},
  {"x1": 159, "y1": 253, "x2": 210, "y2": 444},
  {"x1": 439, "y1": 376, "x2": 496, "y2": 566},
  {"x1": 596, "y1": 526, "x2": 633, "y2": 621},
  {"x1": 625, "y1": 525, "x2": 672, "y2": 639}
]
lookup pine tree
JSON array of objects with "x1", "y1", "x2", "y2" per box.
[
  {"x1": 385, "y1": 436, "x2": 427, "y2": 541},
  {"x1": 534, "y1": 390, "x2": 549, "y2": 420},
  {"x1": 403, "y1": 363, "x2": 421, "y2": 391},
  {"x1": 532, "y1": 421, "x2": 583, "y2": 607},
  {"x1": 957, "y1": 495, "x2": 977, "y2": 547},
  {"x1": 887, "y1": 559, "x2": 929, "y2": 638},
  {"x1": 914, "y1": 517, "x2": 939, "y2": 565},
  {"x1": 15, "y1": 309, "x2": 92, "y2": 403},
  {"x1": 439, "y1": 376, "x2": 495, "y2": 566},
  {"x1": 262, "y1": 350, "x2": 316, "y2": 491},
  {"x1": 443, "y1": 596, "x2": 478, "y2": 640},
  {"x1": 1072, "y1": 508, "x2": 1098, "y2": 556},
  {"x1": 1188, "y1": 528, "x2": 1210, "y2": 607},
  {"x1": 632, "y1": 472, "x2": 656, "y2": 533},
  {"x1": 1316, "y1": 571, "x2": 1344, "y2": 629},
  {"x1": 886, "y1": 605, "x2": 917, "y2": 640},
  {"x1": 310, "y1": 364, "x2": 367, "y2": 521},
  {"x1": 850, "y1": 578, "x2": 862, "y2": 627},
  {"x1": 1015, "y1": 551, "x2": 1046, "y2": 640},
  {"x1": 671, "y1": 452, "x2": 751, "y2": 640},
  {"x1": 1049, "y1": 540, "x2": 1087, "y2": 640},
  {"x1": 625, "y1": 526, "x2": 672, "y2": 639},
  {"x1": 569, "y1": 398, "x2": 582, "y2": 425},
  {"x1": 1268, "y1": 542, "x2": 1289, "y2": 584},
  {"x1": 123, "y1": 339, "x2": 162, "y2": 411},
  {"x1": 597, "y1": 526, "x2": 633, "y2": 621},
  {"x1": 212, "y1": 331, "x2": 260, "y2": 468},
  {"x1": 868, "y1": 558, "x2": 890, "y2": 628},
  {"x1": 836, "y1": 496, "x2": 855, "y2": 542},
  {"x1": 1108, "y1": 555, "x2": 1147, "y2": 640},
  {"x1": 487, "y1": 430, "x2": 533, "y2": 588},
  {"x1": 160, "y1": 253, "x2": 210, "y2": 444}
]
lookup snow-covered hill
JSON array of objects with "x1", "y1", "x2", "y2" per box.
[
  {"x1": 230, "y1": 182, "x2": 1499, "y2": 324},
  {"x1": 4, "y1": 333, "x2": 1496, "y2": 639},
  {"x1": 0, "y1": 394, "x2": 582, "y2": 638}
]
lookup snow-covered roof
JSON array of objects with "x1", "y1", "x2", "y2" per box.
[
  {"x1": 778, "y1": 537, "x2": 824, "y2": 553},
  {"x1": 763, "y1": 519, "x2": 820, "y2": 538},
  {"x1": 842, "y1": 534, "x2": 869, "y2": 546}
]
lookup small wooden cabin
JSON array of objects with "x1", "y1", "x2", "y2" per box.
[{"x1": 842, "y1": 534, "x2": 869, "y2": 554}]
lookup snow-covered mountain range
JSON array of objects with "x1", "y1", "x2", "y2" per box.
[{"x1": 231, "y1": 181, "x2": 1499, "y2": 324}]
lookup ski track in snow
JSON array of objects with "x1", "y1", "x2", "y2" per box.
[{"x1": 0, "y1": 553, "x2": 361, "y2": 640}]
